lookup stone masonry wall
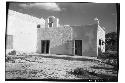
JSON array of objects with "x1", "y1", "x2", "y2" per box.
[{"x1": 37, "y1": 26, "x2": 73, "y2": 54}]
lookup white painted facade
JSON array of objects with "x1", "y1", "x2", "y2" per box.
[
  {"x1": 97, "y1": 25, "x2": 105, "y2": 56},
  {"x1": 7, "y1": 10, "x2": 45, "y2": 53}
]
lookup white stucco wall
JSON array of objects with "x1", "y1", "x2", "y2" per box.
[
  {"x1": 7, "y1": 10, "x2": 45, "y2": 53},
  {"x1": 97, "y1": 25, "x2": 105, "y2": 56}
]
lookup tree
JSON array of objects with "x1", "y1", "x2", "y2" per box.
[{"x1": 105, "y1": 32, "x2": 117, "y2": 51}]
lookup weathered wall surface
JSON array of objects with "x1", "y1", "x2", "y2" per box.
[
  {"x1": 37, "y1": 26, "x2": 73, "y2": 54},
  {"x1": 7, "y1": 10, "x2": 45, "y2": 53},
  {"x1": 37, "y1": 23, "x2": 98, "y2": 57},
  {"x1": 50, "y1": 41, "x2": 73, "y2": 55},
  {"x1": 71, "y1": 24, "x2": 98, "y2": 57}
]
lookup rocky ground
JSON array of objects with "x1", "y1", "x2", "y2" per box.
[{"x1": 5, "y1": 54, "x2": 118, "y2": 81}]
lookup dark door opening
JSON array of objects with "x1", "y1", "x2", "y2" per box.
[
  {"x1": 75, "y1": 40, "x2": 82, "y2": 56},
  {"x1": 41, "y1": 40, "x2": 50, "y2": 54}
]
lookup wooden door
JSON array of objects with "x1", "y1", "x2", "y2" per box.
[
  {"x1": 75, "y1": 40, "x2": 82, "y2": 56},
  {"x1": 41, "y1": 40, "x2": 50, "y2": 54}
]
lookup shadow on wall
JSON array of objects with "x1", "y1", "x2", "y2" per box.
[{"x1": 83, "y1": 49, "x2": 97, "y2": 57}]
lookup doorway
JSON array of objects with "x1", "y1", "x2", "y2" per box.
[
  {"x1": 41, "y1": 40, "x2": 50, "y2": 54},
  {"x1": 75, "y1": 40, "x2": 82, "y2": 56}
]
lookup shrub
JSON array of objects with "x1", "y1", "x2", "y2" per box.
[
  {"x1": 98, "y1": 51, "x2": 118, "y2": 70},
  {"x1": 5, "y1": 56, "x2": 15, "y2": 63},
  {"x1": 98, "y1": 51, "x2": 118, "y2": 59},
  {"x1": 8, "y1": 50, "x2": 16, "y2": 55}
]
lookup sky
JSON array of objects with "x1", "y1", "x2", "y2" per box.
[{"x1": 8, "y1": 2, "x2": 117, "y2": 34}]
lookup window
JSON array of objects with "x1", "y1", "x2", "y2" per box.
[
  {"x1": 48, "y1": 17, "x2": 53, "y2": 27},
  {"x1": 102, "y1": 41, "x2": 105, "y2": 45},
  {"x1": 37, "y1": 24, "x2": 40, "y2": 28},
  {"x1": 6, "y1": 35, "x2": 13, "y2": 49},
  {"x1": 99, "y1": 39, "x2": 101, "y2": 45}
]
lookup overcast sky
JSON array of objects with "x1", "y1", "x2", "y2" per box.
[{"x1": 8, "y1": 2, "x2": 117, "y2": 33}]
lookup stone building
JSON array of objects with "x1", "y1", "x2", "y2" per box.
[
  {"x1": 6, "y1": 10, "x2": 105, "y2": 57},
  {"x1": 37, "y1": 16, "x2": 105, "y2": 57}
]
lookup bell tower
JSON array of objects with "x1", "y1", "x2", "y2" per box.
[{"x1": 45, "y1": 16, "x2": 59, "y2": 28}]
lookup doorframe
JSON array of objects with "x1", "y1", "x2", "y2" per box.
[
  {"x1": 74, "y1": 40, "x2": 75, "y2": 55},
  {"x1": 74, "y1": 40, "x2": 82, "y2": 56},
  {"x1": 41, "y1": 40, "x2": 50, "y2": 54}
]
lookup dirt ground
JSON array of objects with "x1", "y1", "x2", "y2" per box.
[{"x1": 5, "y1": 54, "x2": 118, "y2": 80}]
